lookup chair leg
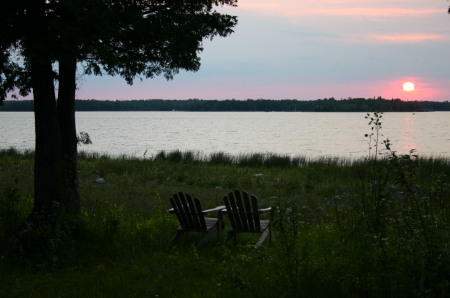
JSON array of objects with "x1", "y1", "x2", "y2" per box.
[
  {"x1": 225, "y1": 231, "x2": 236, "y2": 243},
  {"x1": 217, "y1": 220, "x2": 224, "y2": 241},
  {"x1": 197, "y1": 226, "x2": 217, "y2": 248},
  {"x1": 256, "y1": 229, "x2": 270, "y2": 247},
  {"x1": 218, "y1": 214, "x2": 224, "y2": 240},
  {"x1": 170, "y1": 230, "x2": 184, "y2": 246}
]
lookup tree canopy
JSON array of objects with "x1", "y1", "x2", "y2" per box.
[{"x1": 1, "y1": 0, "x2": 238, "y2": 101}]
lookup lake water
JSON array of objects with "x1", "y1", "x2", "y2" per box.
[{"x1": 1, "y1": 111, "x2": 449, "y2": 159}]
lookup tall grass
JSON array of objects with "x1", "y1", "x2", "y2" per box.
[{"x1": 152, "y1": 149, "x2": 358, "y2": 168}]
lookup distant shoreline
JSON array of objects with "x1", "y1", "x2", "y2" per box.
[{"x1": 1, "y1": 98, "x2": 450, "y2": 112}]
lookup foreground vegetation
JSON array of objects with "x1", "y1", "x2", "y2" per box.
[{"x1": 1, "y1": 148, "x2": 450, "y2": 297}]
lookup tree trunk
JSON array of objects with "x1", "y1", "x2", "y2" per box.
[
  {"x1": 57, "y1": 56, "x2": 80, "y2": 216},
  {"x1": 9, "y1": 0, "x2": 64, "y2": 260},
  {"x1": 10, "y1": 0, "x2": 86, "y2": 261},
  {"x1": 28, "y1": 0, "x2": 62, "y2": 216}
]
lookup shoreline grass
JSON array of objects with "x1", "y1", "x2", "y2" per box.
[
  {"x1": 82, "y1": 148, "x2": 450, "y2": 167},
  {"x1": 1, "y1": 148, "x2": 450, "y2": 297}
]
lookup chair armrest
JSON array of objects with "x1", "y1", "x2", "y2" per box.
[
  {"x1": 258, "y1": 207, "x2": 272, "y2": 213},
  {"x1": 168, "y1": 208, "x2": 175, "y2": 214},
  {"x1": 221, "y1": 208, "x2": 271, "y2": 213},
  {"x1": 202, "y1": 205, "x2": 226, "y2": 214}
]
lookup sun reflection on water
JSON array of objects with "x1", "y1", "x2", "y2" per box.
[{"x1": 399, "y1": 114, "x2": 417, "y2": 154}]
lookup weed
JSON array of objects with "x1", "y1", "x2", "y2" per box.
[{"x1": 365, "y1": 111, "x2": 383, "y2": 159}]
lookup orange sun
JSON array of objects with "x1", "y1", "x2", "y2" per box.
[{"x1": 403, "y1": 82, "x2": 415, "y2": 91}]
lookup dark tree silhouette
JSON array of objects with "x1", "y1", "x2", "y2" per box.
[{"x1": 0, "y1": 0, "x2": 237, "y2": 256}]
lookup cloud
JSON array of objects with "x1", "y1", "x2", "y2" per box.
[
  {"x1": 298, "y1": 8, "x2": 442, "y2": 17},
  {"x1": 239, "y1": 0, "x2": 444, "y2": 18},
  {"x1": 374, "y1": 34, "x2": 443, "y2": 43}
]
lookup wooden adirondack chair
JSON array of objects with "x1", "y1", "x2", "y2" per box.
[
  {"x1": 168, "y1": 192, "x2": 225, "y2": 248},
  {"x1": 222, "y1": 189, "x2": 273, "y2": 246}
]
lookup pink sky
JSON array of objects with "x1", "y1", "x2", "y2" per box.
[{"x1": 76, "y1": 0, "x2": 450, "y2": 101}]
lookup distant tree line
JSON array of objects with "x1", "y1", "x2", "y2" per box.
[{"x1": 1, "y1": 97, "x2": 450, "y2": 112}]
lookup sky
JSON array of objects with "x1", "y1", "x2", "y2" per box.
[{"x1": 76, "y1": 0, "x2": 450, "y2": 101}]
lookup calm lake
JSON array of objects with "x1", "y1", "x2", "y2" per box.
[{"x1": 1, "y1": 111, "x2": 449, "y2": 159}]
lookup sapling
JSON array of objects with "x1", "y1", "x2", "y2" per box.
[{"x1": 365, "y1": 111, "x2": 383, "y2": 159}]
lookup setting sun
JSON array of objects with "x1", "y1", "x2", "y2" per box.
[{"x1": 403, "y1": 82, "x2": 415, "y2": 91}]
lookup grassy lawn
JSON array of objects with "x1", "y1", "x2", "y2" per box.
[{"x1": 1, "y1": 148, "x2": 450, "y2": 297}]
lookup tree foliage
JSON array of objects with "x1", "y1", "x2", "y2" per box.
[{"x1": 1, "y1": 0, "x2": 237, "y2": 101}]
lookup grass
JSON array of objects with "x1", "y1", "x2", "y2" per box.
[{"x1": 1, "y1": 147, "x2": 450, "y2": 297}]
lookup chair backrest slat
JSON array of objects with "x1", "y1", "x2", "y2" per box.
[
  {"x1": 170, "y1": 194, "x2": 188, "y2": 227},
  {"x1": 241, "y1": 192, "x2": 254, "y2": 230},
  {"x1": 236, "y1": 190, "x2": 249, "y2": 231},
  {"x1": 224, "y1": 190, "x2": 242, "y2": 231},
  {"x1": 192, "y1": 195, "x2": 207, "y2": 230},
  {"x1": 170, "y1": 192, "x2": 206, "y2": 231},
  {"x1": 250, "y1": 195, "x2": 261, "y2": 230},
  {"x1": 184, "y1": 194, "x2": 197, "y2": 229}
]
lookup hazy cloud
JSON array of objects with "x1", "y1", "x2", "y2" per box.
[
  {"x1": 240, "y1": 0, "x2": 444, "y2": 17},
  {"x1": 374, "y1": 34, "x2": 444, "y2": 43}
]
